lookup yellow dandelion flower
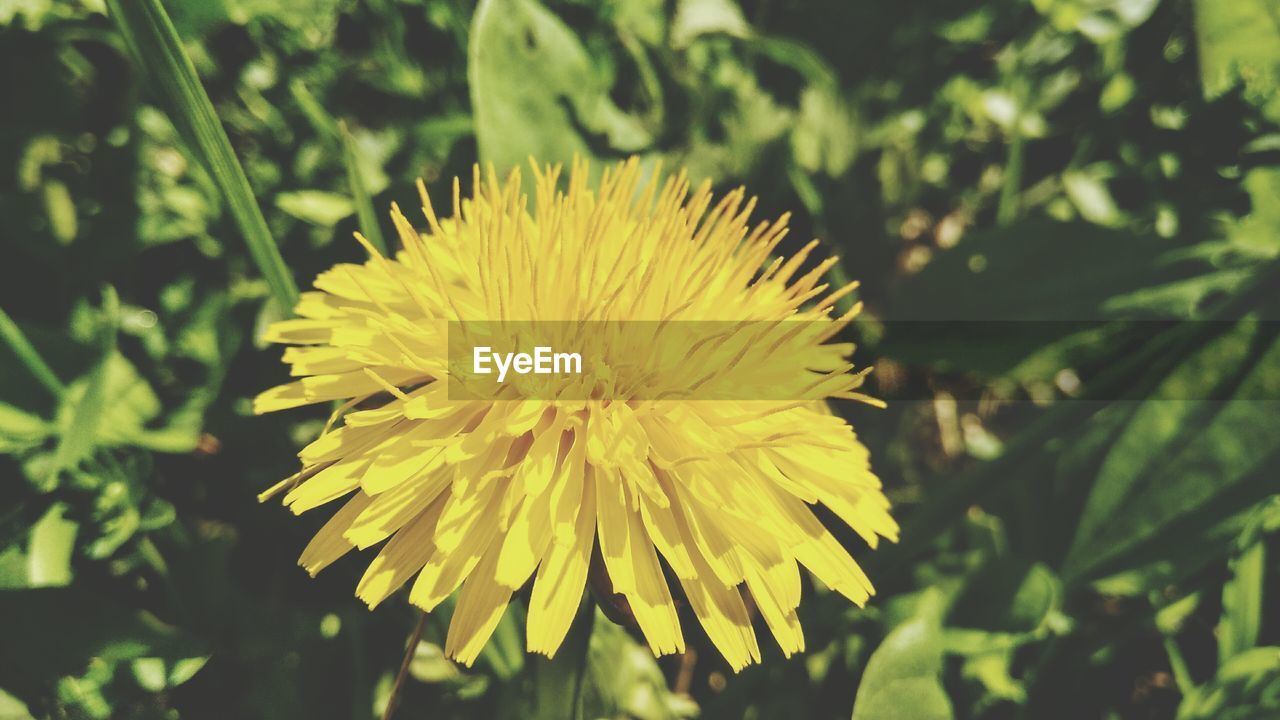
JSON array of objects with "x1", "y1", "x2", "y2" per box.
[{"x1": 255, "y1": 157, "x2": 898, "y2": 670}]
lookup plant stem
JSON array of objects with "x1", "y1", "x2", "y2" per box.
[
  {"x1": 532, "y1": 601, "x2": 594, "y2": 720},
  {"x1": 997, "y1": 77, "x2": 1028, "y2": 227},
  {"x1": 0, "y1": 306, "x2": 65, "y2": 399},
  {"x1": 1163, "y1": 636, "x2": 1196, "y2": 695},
  {"x1": 382, "y1": 611, "x2": 428, "y2": 720}
]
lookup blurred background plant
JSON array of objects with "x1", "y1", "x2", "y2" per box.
[{"x1": 1, "y1": 0, "x2": 1278, "y2": 718}]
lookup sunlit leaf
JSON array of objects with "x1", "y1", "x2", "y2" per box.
[
  {"x1": 1218, "y1": 538, "x2": 1265, "y2": 662},
  {"x1": 1194, "y1": 0, "x2": 1280, "y2": 118},
  {"x1": 852, "y1": 591, "x2": 954, "y2": 720},
  {"x1": 670, "y1": 0, "x2": 749, "y2": 48},
  {"x1": 275, "y1": 190, "x2": 355, "y2": 228},
  {"x1": 470, "y1": 0, "x2": 651, "y2": 174},
  {"x1": 25, "y1": 503, "x2": 76, "y2": 588}
]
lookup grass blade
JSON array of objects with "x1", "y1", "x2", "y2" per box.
[
  {"x1": 288, "y1": 79, "x2": 340, "y2": 141},
  {"x1": 0, "y1": 306, "x2": 66, "y2": 399},
  {"x1": 288, "y1": 79, "x2": 388, "y2": 254},
  {"x1": 339, "y1": 121, "x2": 388, "y2": 255},
  {"x1": 106, "y1": 0, "x2": 299, "y2": 312}
]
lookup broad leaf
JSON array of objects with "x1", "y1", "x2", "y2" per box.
[
  {"x1": 1194, "y1": 0, "x2": 1280, "y2": 119},
  {"x1": 469, "y1": 0, "x2": 651, "y2": 174},
  {"x1": 1065, "y1": 316, "x2": 1280, "y2": 580},
  {"x1": 881, "y1": 221, "x2": 1242, "y2": 378},
  {"x1": 852, "y1": 590, "x2": 954, "y2": 720}
]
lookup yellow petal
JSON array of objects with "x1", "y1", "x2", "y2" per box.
[
  {"x1": 262, "y1": 317, "x2": 334, "y2": 344},
  {"x1": 527, "y1": 475, "x2": 595, "y2": 656},
  {"x1": 641, "y1": 472, "x2": 696, "y2": 579},
  {"x1": 739, "y1": 550, "x2": 804, "y2": 657},
  {"x1": 668, "y1": 478, "x2": 744, "y2": 587},
  {"x1": 444, "y1": 548, "x2": 514, "y2": 666},
  {"x1": 298, "y1": 492, "x2": 371, "y2": 576},
  {"x1": 611, "y1": 485, "x2": 684, "y2": 656},
  {"x1": 409, "y1": 480, "x2": 504, "y2": 611},
  {"x1": 284, "y1": 456, "x2": 373, "y2": 514},
  {"x1": 550, "y1": 428, "x2": 587, "y2": 543},
  {"x1": 594, "y1": 466, "x2": 633, "y2": 592},
  {"x1": 355, "y1": 493, "x2": 448, "y2": 608},
  {"x1": 494, "y1": 487, "x2": 555, "y2": 589},
  {"x1": 254, "y1": 381, "x2": 310, "y2": 414},
  {"x1": 358, "y1": 425, "x2": 449, "y2": 495},
  {"x1": 671, "y1": 497, "x2": 760, "y2": 671},
  {"x1": 282, "y1": 346, "x2": 361, "y2": 376},
  {"x1": 770, "y1": 488, "x2": 874, "y2": 605},
  {"x1": 345, "y1": 469, "x2": 452, "y2": 549}
]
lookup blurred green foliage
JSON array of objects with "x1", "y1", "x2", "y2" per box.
[{"x1": 1, "y1": 0, "x2": 1279, "y2": 718}]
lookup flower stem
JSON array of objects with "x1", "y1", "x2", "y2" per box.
[
  {"x1": 382, "y1": 610, "x2": 428, "y2": 720},
  {"x1": 532, "y1": 600, "x2": 594, "y2": 720},
  {"x1": 997, "y1": 76, "x2": 1028, "y2": 227}
]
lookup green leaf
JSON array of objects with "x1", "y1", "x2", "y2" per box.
[
  {"x1": 949, "y1": 561, "x2": 1061, "y2": 636},
  {"x1": 107, "y1": 0, "x2": 299, "y2": 311},
  {"x1": 792, "y1": 86, "x2": 859, "y2": 178},
  {"x1": 0, "y1": 588, "x2": 203, "y2": 698},
  {"x1": 0, "y1": 403, "x2": 51, "y2": 454},
  {"x1": 275, "y1": 190, "x2": 355, "y2": 228},
  {"x1": 852, "y1": 590, "x2": 954, "y2": 720},
  {"x1": 26, "y1": 503, "x2": 77, "y2": 588},
  {"x1": 1069, "y1": 317, "x2": 1259, "y2": 548},
  {"x1": 42, "y1": 178, "x2": 77, "y2": 244},
  {"x1": 1218, "y1": 538, "x2": 1265, "y2": 663},
  {"x1": 1062, "y1": 169, "x2": 1123, "y2": 227},
  {"x1": 0, "y1": 307, "x2": 65, "y2": 400},
  {"x1": 670, "y1": 0, "x2": 750, "y2": 49},
  {"x1": 854, "y1": 678, "x2": 954, "y2": 720},
  {"x1": 1065, "y1": 316, "x2": 1280, "y2": 581},
  {"x1": 0, "y1": 688, "x2": 34, "y2": 720},
  {"x1": 223, "y1": 0, "x2": 343, "y2": 37},
  {"x1": 532, "y1": 600, "x2": 592, "y2": 720},
  {"x1": 884, "y1": 219, "x2": 1273, "y2": 381},
  {"x1": 1089, "y1": 509, "x2": 1251, "y2": 597},
  {"x1": 1178, "y1": 647, "x2": 1280, "y2": 719},
  {"x1": 883, "y1": 221, "x2": 1192, "y2": 377},
  {"x1": 1156, "y1": 592, "x2": 1202, "y2": 636},
  {"x1": 131, "y1": 655, "x2": 208, "y2": 691},
  {"x1": 578, "y1": 607, "x2": 696, "y2": 720},
  {"x1": 469, "y1": 0, "x2": 651, "y2": 174},
  {"x1": 1194, "y1": 0, "x2": 1280, "y2": 119},
  {"x1": 131, "y1": 657, "x2": 167, "y2": 692},
  {"x1": 49, "y1": 290, "x2": 118, "y2": 479},
  {"x1": 1034, "y1": 0, "x2": 1159, "y2": 44},
  {"x1": 1101, "y1": 267, "x2": 1260, "y2": 319},
  {"x1": 55, "y1": 350, "x2": 199, "y2": 457}
]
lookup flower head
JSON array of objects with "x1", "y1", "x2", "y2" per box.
[{"x1": 255, "y1": 157, "x2": 897, "y2": 669}]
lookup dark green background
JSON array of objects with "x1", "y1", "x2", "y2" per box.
[{"x1": 1, "y1": 0, "x2": 1278, "y2": 718}]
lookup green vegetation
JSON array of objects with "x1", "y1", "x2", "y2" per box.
[{"x1": 1, "y1": 0, "x2": 1278, "y2": 717}]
